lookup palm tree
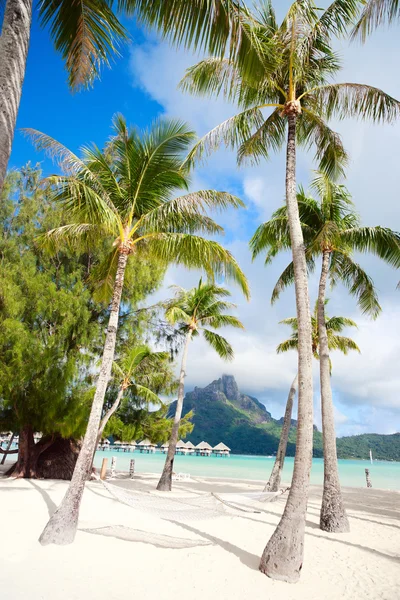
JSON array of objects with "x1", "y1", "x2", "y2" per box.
[
  {"x1": 96, "y1": 346, "x2": 171, "y2": 447},
  {"x1": 27, "y1": 115, "x2": 249, "y2": 546},
  {"x1": 266, "y1": 301, "x2": 360, "y2": 493},
  {"x1": 0, "y1": 0, "x2": 258, "y2": 193},
  {"x1": 179, "y1": 0, "x2": 400, "y2": 581},
  {"x1": 157, "y1": 279, "x2": 244, "y2": 491},
  {"x1": 251, "y1": 171, "x2": 400, "y2": 532},
  {"x1": 352, "y1": 0, "x2": 400, "y2": 39}
]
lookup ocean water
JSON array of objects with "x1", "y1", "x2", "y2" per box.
[{"x1": 93, "y1": 450, "x2": 400, "y2": 491}]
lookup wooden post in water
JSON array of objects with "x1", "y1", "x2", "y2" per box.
[
  {"x1": 111, "y1": 456, "x2": 116, "y2": 478},
  {"x1": 129, "y1": 459, "x2": 135, "y2": 479},
  {"x1": 365, "y1": 468, "x2": 372, "y2": 488},
  {"x1": 100, "y1": 458, "x2": 108, "y2": 480}
]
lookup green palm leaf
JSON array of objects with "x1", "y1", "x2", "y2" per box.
[
  {"x1": 39, "y1": 0, "x2": 128, "y2": 90},
  {"x1": 202, "y1": 329, "x2": 234, "y2": 360}
]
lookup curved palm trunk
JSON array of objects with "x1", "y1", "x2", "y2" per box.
[
  {"x1": 260, "y1": 113, "x2": 314, "y2": 583},
  {"x1": 318, "y1": 251, "x2": 349, "y2": 532},
  {"x1": 95, "y1": 385, "x2": 125, "y2": 449},
  {"x1": 39, "y1": 251, "x2": 129, "y2": 546},
  {"x1": 0, "y1": 0, "x2": 33, "y2": 192},
  {"x1": 157, "y1": 330, "x2": 192, "y2": 491},
  {"x1": 264, "y1": 374, "x2": 298, "y2": 493}
]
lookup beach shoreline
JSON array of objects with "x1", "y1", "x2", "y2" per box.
[{"x1": 1, "y1": 471, "x2": 399, "y2": 600}]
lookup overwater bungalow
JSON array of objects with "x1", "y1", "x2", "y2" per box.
[
  {"x1": 194, "y1": 441, "x2": 212, "y2": 457},
  {"x1": 185, "y1": 441, "x2": 195, "y2": 454},
  {"x1": 113, "y1": 440, "x2": 123, "y2": 451},
  {"x1": 137, "y1": 439, "x2": 156, "y2": 453},
  {"x1": 160, "y1": 442, "x2": 169, "y2": 454},
  {"x1": 212, "y1": 442, "x2": 231, "y2": 457},
  {"x1": 176, "y1": 440, "x2": 188, "y2": 455}
]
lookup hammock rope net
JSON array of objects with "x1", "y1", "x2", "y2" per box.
[{"x1": 98, "y1": 479, "x2": 285, "y2": 523}]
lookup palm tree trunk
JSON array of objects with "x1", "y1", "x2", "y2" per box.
[
  {"x1": 318, "y1": 250, "x2": 349, "y2": 532},
  {"x1": 38, "y1": 251, "x2": 129, "y2": 546},
  {"x1": 264, "y1": 374, "x2": 298, "y2": 493},
  {"x1": 259, "y1": 113, "x2": 314, "y2": 583},
  {"x1": 95, "y1": 385, "x2": 125, "y2": 448},
  {"x1": 157, "y1": 329, "x2": 192, "y2": 491},
  {"x1": 0, "y1": 0, "x2": 33, "y2": 192}
]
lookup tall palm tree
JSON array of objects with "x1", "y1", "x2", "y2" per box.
[
  {"x1": 352, "y1": 0, "x2": 400, "y2": 39},
  {"x1": 179, "y1": 0, "x2": 400, "y2": 581},
  {"x1": 96, "y1": 346, "x2": 171, "y2": 447},
  {"x1": 266, "y1": 301, "x2": 360, "y2": 493},
  {"x1": 251, "y1": 171, "x2": 400, "y2": 532},
  {"x1": 157, "y1": 279, "x2": 244, "y2": 491},
  {"x1": 0, "y1": 0, "x2": 260, "y2": 193},
  {"x1": 27, "y1": 115, "x2": 249, "y2": 546}
]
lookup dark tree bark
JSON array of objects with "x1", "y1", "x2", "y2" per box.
[
  {"x1": 265, "y1": 374, "x2": 298, "y2": 493},
  {"x1": 6, "y1": 426, "x2": 54, "y2": 478},
  {"x1": 0, "y1": 0, "x2": 33, "y2": 192},
  {"x1": 39, "y1": 250, "x2": 129, "y2": 546},
  {"x1": 318, "y1": 250, "x2": 349, "y2": 532},
  {"x1": 259, "y1": 112, "x2": 314, "y2": 583},
  {"x1": 157, "y1": 329, "x2": 192, "y2": 491}
]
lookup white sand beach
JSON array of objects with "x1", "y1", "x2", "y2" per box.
[{"x1": 1, "y1": 473, "x2": 399, "y2": 600}]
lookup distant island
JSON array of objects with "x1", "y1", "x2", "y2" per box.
[{"x1": 168, "y1": 375, "x2": 400, "y2": 461}]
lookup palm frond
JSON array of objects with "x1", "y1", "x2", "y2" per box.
[
  {"x1": 297, "y1": 109, "x2": 348, "y2": 178},
  {"x1": 39, "y1": 0, "x2": 128, "y2": 90},
  {"x1": 352, "y1": 0, "x2": 400, "y2": 41},
  {"x1": 325, "y1": 316, "x2": 358, "y2": 331},
  {"x1": 202, "y1": 314, "x2": 244, "y2": 329},
  {"x1": 185, "y1": 106, "x2": 266, "y2": 165},
  {"x1": 328, "y1": 334, "x2": 361, "y2": 354},
  {"x1": 131, "y1": 383, "x2": 163, "y2": 406},
  {"x1": 202, "y1": 328, "x2": 234, "y2": 360},
  {"x1": 341, "y1": 226, "x2": 400, "y2": 269},
  {"x1": 249, "y1": 214, "x2": 291, "y2": 261},
  {"x1": 306, "y1": 83, "x2": 400, "y2": 124},
  {"x1": 276, "y1": 337, "x2": 298, "y2": 354},
  {"x1": 145, "y1": 233, "x2": 250, "y2": 299},
  {"x1": 237, "y1": 108, "x2": 286, "y2": 165},
  {"x1": 330, "y1": 251, "x2": 381, "y2": 318}
]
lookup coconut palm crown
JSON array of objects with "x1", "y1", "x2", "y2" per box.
[
  {"x1": 164, "y1": 279, "x2": 244, "y2": 359},
  {"x1": 251, "y1": 172, "x2": 400, "y2": 316},
  {"x1": 26, "y1": 115, "x2": 249, "y2": 301},
  {"x1": 277, "y1": 299, "x2": 361, "y2": 362},
  {"x1": 180, "y1": 0, "x2": 400, "y2": 178}
]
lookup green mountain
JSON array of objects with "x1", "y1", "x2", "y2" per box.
[{"x1": 170, "y1": 375, "x2": 400, "y2": 460}]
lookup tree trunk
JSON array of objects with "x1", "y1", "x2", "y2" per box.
[
  {"x1": 9, "y1": 426, "x2": 37, "y2": 477},
  {"x1": 259, "y1": 114, "x2": 314, "y2": 583},
  {"x1": 1, "y1": 433, "x2": 15, "y2": 464},
  {"x1": 265, "y1": 374, "x2": 298, "y2": 493},
  {"x1": 0, "y1": 0, "x2": 33, "y2": 192},
  {"x1": 6, "y1": 426, "x2": 53, "y2": 477},
  {"x1": 38, "y1": 251, "x2": 129, "y2": 546},
  {"x1": 157, "y1": 329, "x2": 192, "y2": 491},
  {"x1": 95, "y1": 385, "x2": 125, "y2": 448},
  {"x1": 318, "y1": 250, "x2": 349, "y2": 532}
]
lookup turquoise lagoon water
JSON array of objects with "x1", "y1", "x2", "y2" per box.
[{"x1": 94, "y1": 450, "x2": 400, "y2": 491}]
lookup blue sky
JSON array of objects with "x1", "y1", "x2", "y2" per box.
[{"x1": 9, "y1": 3, "x2": 400, "y2": 437}]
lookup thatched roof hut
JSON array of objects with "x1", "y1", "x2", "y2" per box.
[
  {"x1": 137, "y1": 439, "x2": 156, "y2": 453},
  {"x1": 195, "y1": 441, "x2": 212, "y2": 456},
  {"x1": 212, "y1": 442, "x2": 231, "y2": 456}
]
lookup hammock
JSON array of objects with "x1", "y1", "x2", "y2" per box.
[{"x1": 97, "y1": 478, "x2": 287, "y2": 523}]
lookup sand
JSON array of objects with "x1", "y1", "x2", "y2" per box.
[{"x1": 0, "y1": 472, "x2": 399, "y2": 600}]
